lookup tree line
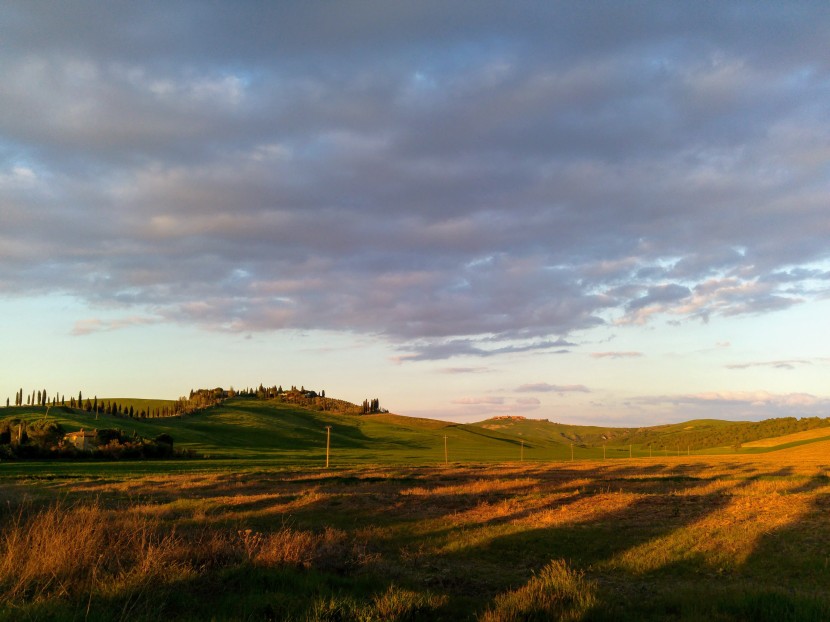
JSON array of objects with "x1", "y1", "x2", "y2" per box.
[
  {"x1": 5, "y1": 388, "x2": 210, "y2": 419},
  {"x1": 5, "y1": 384, "x2": 382, "y2": 418}
]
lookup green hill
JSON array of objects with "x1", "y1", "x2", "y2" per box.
[{"x1": 2, "y1": 398, "x2": 829, "y2": 466}]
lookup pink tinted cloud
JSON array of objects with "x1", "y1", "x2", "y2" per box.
[{"x1": 72, "y1": 316, "x2": 161, "y2": 336}]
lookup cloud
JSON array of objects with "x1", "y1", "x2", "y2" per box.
[
  {"x1": 638, "y1": 391, "x2": 826, "y2": 408},
  {"x1": 515, "y1": 383, "x2": 590, "y2": 393},
  {"x1": 446, "y1": 394, "x2": 543, "y2": 419},
  {"x1": 516, "y1": 397, "x2": 541, "y2": 406},
  {"x1": 590, "y1": 352, "x2": 644, "y2": 359},
  {"x1": 395, "y1": 337, "x2": 575, "y2": 362},
  {"x1": 2, "y1": 3, "x2": 830, "y2": 358},
  {"x1": 439, "y1": 366, "x2": 494, "y2": 374},
  {"x1": 631, "y1": 391, "x2": 830, "y2": 420},
  {"x1": 71, "y1": 316, "x2": 161, "y2": 336},
  {"x1": 451, "y1": 396, "x2": 505, "y2": 405},
  {"x1": 726, "y1": 359, "x2": 816, "y2": 370}
]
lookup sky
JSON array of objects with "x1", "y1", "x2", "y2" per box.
[{"x1": 1, "y1": 1, "x2": 829, "y2": 425}]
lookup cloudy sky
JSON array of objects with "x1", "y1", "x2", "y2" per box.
[{"x1": 2, "y1": 1, "x2": 829, "y2": 424}]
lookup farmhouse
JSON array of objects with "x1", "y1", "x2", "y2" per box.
[{"x1": 65, "y1": 429, "x2": 97, "y2": 451}]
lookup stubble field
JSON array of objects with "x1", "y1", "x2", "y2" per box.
[{"x1": 2, "y1": 442, "x2": 829, "y2": 621}]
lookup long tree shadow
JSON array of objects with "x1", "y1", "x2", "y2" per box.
[
  {"x1": 425, "y1": 464, "x2": 800, "y2": 618},
  {"x1": 601, "y1": 470, "x2": 830, "y2": 621},
  {"x1": 734, "y1": 472, "x2": 830, "y2": 605}
]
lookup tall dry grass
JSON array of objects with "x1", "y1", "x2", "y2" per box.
[
  {"x1": 479, "y1": 559, "x2": 596, "y2": 622},
  {"x1": 0, "y1": 502, "x2": 188, "y2": 603},
  {"x1": 0, "y1": 501, "x2": 375, "y2": 610}
]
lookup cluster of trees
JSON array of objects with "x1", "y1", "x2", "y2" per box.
[
  {"x1": 361, "y1": 398, "x2": 383, "y2": 414},
  {"x1": 175, "y1": 388, "x2": 230, "y2": 414},
  {"x1": 0, "y1": 419, "x2": 183, "y2": 460},
  {"x1": 231, "y1": 384, "x2": 325, "y2": 399}
]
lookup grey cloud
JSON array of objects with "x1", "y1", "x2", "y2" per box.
[
  {"x1": 627, "y1": 284, "x2": 692, "y2": 311},
  {"x1": 396, "y1": 338, "x2": 575, "y2": 363},
  {"x1": 632, "y1": 391, "x2": 830, "y2": 420},
  {"x1": 591, "y1": 352, "x2": 644, "y2": 359},
  {"x1": 515, "y1": 383, "x2": 590, "y2": 393},
  {"x1": 622, "y1": 391, "x2": 830, "y2": 425},
  {"x1": 439, "y1": 367, "x2": 494, "y2": 374},
  {"x1": 2, "y1": 3, "x2": 830, "y2": 357},
  {"x1": 726, "y1": 360, "x2": 815, "y2": 371}
]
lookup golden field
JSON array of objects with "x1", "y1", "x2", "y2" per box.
[{"x1": 2, "y1": 441, "x2": 829, "y2": 620}]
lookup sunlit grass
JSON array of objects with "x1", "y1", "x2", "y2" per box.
[{"x1": 2, "y1": 444, "x2": 830, "y2": 620}]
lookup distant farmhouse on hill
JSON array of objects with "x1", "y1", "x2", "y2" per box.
[{"x1": 65, "y1": 429, "x2": 96, "y2": 451}]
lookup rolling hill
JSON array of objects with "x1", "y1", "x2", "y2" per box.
[{"x1": 2, "y1": 396, "x2": 829, "y2": 465}]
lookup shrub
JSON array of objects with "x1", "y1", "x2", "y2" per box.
[{"x1": 479, "y1": 560, "x2": 596, "y2": 622}]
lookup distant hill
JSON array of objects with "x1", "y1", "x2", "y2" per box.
[{"x1": 1, "y1": 396, "x2": 829, "y2": 463}]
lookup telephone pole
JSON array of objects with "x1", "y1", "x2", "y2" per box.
[
  {"x1": 520, "y1": 440, "x2": 524, "y2": 462},
  {"x1": 444, "y1": 435, "x2": 448, "y2": 466},
  {"x1": 325, "y1": 426, "x2": 331, "y2": 468}
]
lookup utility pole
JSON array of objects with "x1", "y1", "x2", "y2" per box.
[
  {"x1": 520, "y1": 440, "x2": 524, "y2": 462},
  {"x1": 444, "y1": 435, "x2": 448, "y2": 466},
  {"x1": 603, "y1": 445, "x2": 606, "y2": 460},
  {"x1": 570, "y1": 443, "x2": 574, "y2": 462},
  {"x1": 325, "y1": 426, "x2": 331, "y2": 468},
  {"x1": 629, "y1": 444, "x2": 632, "y2": 459}
]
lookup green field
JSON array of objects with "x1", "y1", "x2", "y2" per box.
[{"x1": 2, "y1": 398, "x2": 830, "y2": 476}]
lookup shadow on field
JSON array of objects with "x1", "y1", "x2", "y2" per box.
[
  {"x1": 6, "y1": 460, "x2": 830, "y2": 621},
  {"x1": 739, "y1": 473, "x2": 830, "y2": 589},
  {"x1": 617, "y1": 471, "x2": 830, "y2": 621},
  {"x1": 426, "y1": 463, "x2": 813, "y2": 620}
]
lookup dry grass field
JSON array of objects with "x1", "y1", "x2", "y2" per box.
[
  {"x1": 742, "y1": 427, "x2": 830, "y2": 448},
  {"x1": 2, "y1": 442, "x2": 829, "y2": 620}
]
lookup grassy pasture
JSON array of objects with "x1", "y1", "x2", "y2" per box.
[
  {"x1": 1, "y1": 442, "x2": 829, "y2": 621},
  {"x1": 5, "y1": 399, "x2": 828, "y2": 470},
  {"x1": 743, "y1": 427, "x2": 830, "y2": 448}
]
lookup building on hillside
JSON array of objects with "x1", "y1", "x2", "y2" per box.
[{"x1": 65, "y1": 429, "x2": 97, "y2": 451}]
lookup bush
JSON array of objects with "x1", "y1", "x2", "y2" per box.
[{"x1": 479, "y1": 560, "x2": 596, "y2": 622}]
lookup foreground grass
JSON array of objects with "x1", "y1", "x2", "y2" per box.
[{"x1": 2, "y1": 444, "x2": 830, "y2": 620}]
